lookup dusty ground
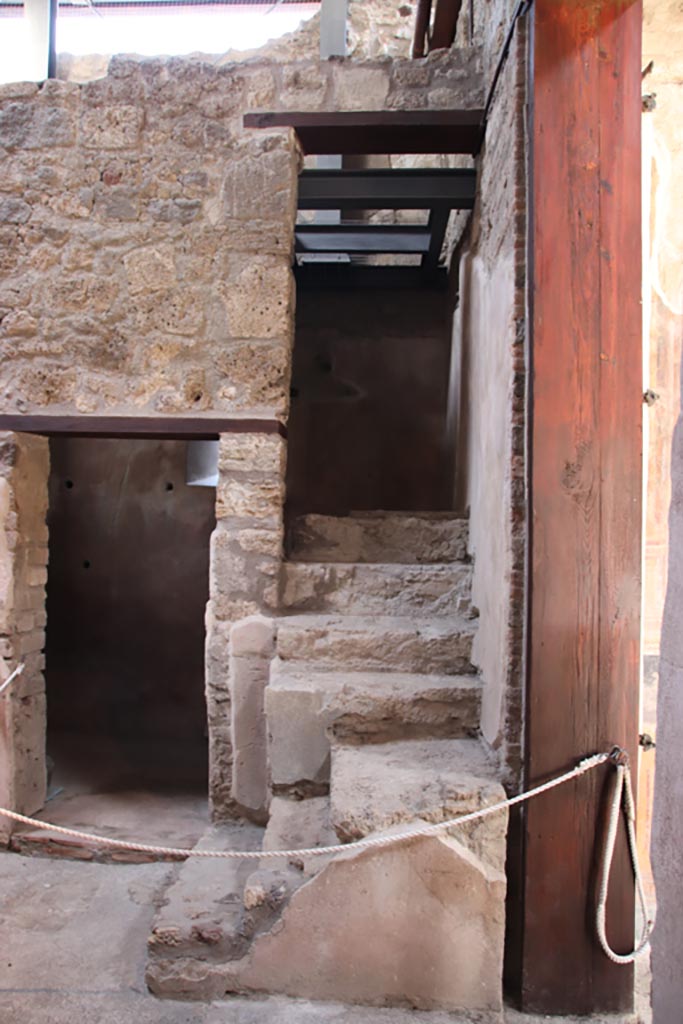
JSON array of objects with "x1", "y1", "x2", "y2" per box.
[{"x1": 0, "y1": 849, "x2": 649, "y2": 1024}]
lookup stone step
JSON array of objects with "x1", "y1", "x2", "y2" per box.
[
  {"x1": 146, "y1": 822, "x2": 264, "y2": 1000},
  {"x1": 281, "y1": 561, "x2": 472, "y2": 617},
  {"x1": 288, "y1": 512, "x2": 469, "y2": 564},
  {"x1": 330, "y1": 736, "x2": 507, "y2": 874},
  {"x1": 262, "y1": 794, "x2": 337, "y2": 875},
  {"x1": 267, "y1": 660, "x2": 482, "y2": 787},
  {"x1": 276, "y1": 613, "x2": 477, "y2": 675}
]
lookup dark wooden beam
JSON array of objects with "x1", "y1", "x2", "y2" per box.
[
  {"x1": 243, "y1": 110, "x2": 485, "y2": 155},
  {"x1": 519, "y1": 0, "x2": 643, "y2": 1014},
  {"x1": 429, "y1": 0, "x2": 462, "y2": 51},
  {"x1": 296, "y1": 224, "x2": 431, "y2": 255},
  {"x1": 295, "y1": 264, "x2": 448, "y2": 290},
  {"x1": 0, "y1": 416, "x2": 286, "y2": 440},
  {"x1": 297, "y1": 168, "x2": 476, "y2": 209},
  {"x1": 412, "y1": 0, "x2": 432, "y2": 58}
]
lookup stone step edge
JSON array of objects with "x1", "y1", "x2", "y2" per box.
[
  {"x1": 269, "y1": 659, "x2": 482, "y2": 692},
  {"x1": 275, "y1": 612, "x2": 478, "y2": 630}
]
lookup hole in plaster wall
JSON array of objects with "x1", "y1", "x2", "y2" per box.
[
  {"x1": 166, "y1": 482, "x2": 174, "y2": 491},
  {"x1": 82, "y1": 559, "x2": 91, "y2": 569},
  {"x1": 65, "y1": 480, "x2": 74, "y2": 489}
]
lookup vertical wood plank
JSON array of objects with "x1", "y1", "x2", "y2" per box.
[{"x1": 521, "y1": 1, "x2": 642, "y2": 1013}]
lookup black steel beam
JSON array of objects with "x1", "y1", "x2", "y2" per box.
[
  {"x1": 298, "y1": 168, "x2": 476, "y2": 210},
  {"x1": 422, "y1": 207, "x2": 450, "y2": 271},
  {"x1": 295, "y1": 224, "x2": 431, "y2": 254},
  {"x1": 243, "y1": 110, "x2": 485, "y2": 155},
  {"x1": 295, "y1": 264, "x2": 449, "y2": 290}
]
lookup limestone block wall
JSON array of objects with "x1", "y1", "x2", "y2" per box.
[
  {"x1": 0, "y1": 48, "x2": 482, "y2": 419},
  {"x1": 207, "y1": 432, "x2": 286, "y2": 819},
  {"x1": 0, "y1": 432, "x2": 49, "y2": 841},
  {"x1": 0, "y1": 71, "x2": 299, "y2": 418},
  {"x1": 448, "y1": 3, "x2": 527, "y2": 784}
]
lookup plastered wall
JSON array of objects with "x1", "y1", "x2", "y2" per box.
[
  {"x1": 287, "y1": 287, "x2": 455, "y2": 516},
  {"x1": 448, "y1": 3, "x2": 527, "y2": 782}
]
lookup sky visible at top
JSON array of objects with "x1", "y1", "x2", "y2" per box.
[{"x1": 0, "y1": 3, "x2": 318, "y2": 83}]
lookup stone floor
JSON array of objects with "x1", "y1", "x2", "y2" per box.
[
  {"x1": 0, "y1": 849, "x2": 651, "y2": 1024},
  {"x1": 10, "y1": 733, "x2": 209, "y2": 861}
]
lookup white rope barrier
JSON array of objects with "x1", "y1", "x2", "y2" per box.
[
  {"x1": 0, "y1": 752, "x2": 610, "y2": 860},
  {"x1": 0, "y1": 660, "x2": 655, "y2": 963}
]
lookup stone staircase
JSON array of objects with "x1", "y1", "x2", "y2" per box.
[{"x1": 146, "y1": 512, "x2": 508, "y2": 1013}]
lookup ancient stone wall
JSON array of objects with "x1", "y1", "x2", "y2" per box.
[
  {"x1": 0, "y1": 43, "x2": 486, "y2": 820},
  {"x1": 207, "y1": 432, "x2": 286, "y2": 818},
  {"x1": 448, "y1": 3, "x2": 527, "y2": 784},
  {"x1": 0, "y1": 49, "x2": 481, "y2": 418},
  {"x1": 0, "y1": 432, "x2": 49, "y2": 841}
]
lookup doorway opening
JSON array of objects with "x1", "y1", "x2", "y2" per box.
[{"x1": 16, "y1": 437, "x2": 215, "y2": 858}]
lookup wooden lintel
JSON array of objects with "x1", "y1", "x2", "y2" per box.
[
  {"x1": 0, "y1": 416, "x2": 287, "y2": 440},
  {"x1": 243, "y1": 110, "x2": 485, "y2": 155}
]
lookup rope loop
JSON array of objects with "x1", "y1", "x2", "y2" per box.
[{"x1": 595, "y1": 760, "x2": 655, "y2": 964}]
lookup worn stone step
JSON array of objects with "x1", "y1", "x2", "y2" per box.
[
  {"x1": 330, "y1": 736, "x2": 507, "y2": 873},
  {"x1": 262, "y1": 794, "x2": 337, "y2": 876},
  {"x1": 288, "y1": 512, "x2": 469, "y2": 564},
  {"x1": 281, "y1": 561, "x2": 472, "y2": 616},
  {"x1": 146, "y1": 822, "x2": 264, "y2": 994},
  {"x1": 267, "y1": 660, "x2": 482, "y2": 787},
  {"x1": 276, "y1": 613, "x2": 477, "y2": 675}
]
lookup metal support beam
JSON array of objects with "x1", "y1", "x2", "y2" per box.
[
  {"x1": 422, "y1": 207, "x2": 450, "y2": 271},
  {"x1": 296, "y1": 224, "x2": 431, "y2": 255},
  {"x1": 297, "y1": 169, "x2": 476, "y2": 210},
  {"x1": 295, "y1": 264, "x2": 449, "y2": 291}
]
